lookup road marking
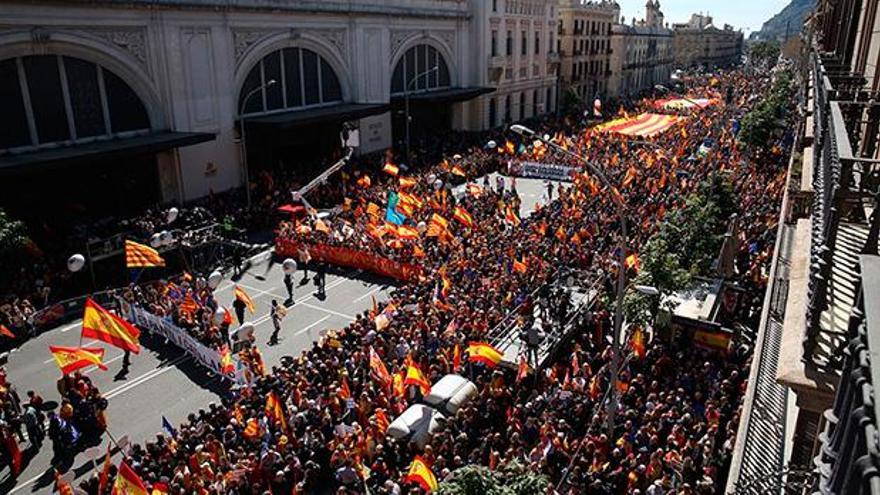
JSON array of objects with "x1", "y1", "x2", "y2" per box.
[
  {"x1": 60, "y1": 320, "x2": 82, "y2": 333},
  {"x1": 293, "y1": 315, "x2": 331, "y2": 336},
  {"x1": 103, "y1": 355, "x2": 190, "y2": 400},
  {"x1": 354, "y1": 286, "x2": 382, "y2": 302},
  {"x1": 299, "y1": 302, "x2": 355, "y2": 320}
]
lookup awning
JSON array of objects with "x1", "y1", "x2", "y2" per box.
[
  {"x1": 392, "y1": 87, "x2": 495, "y2": 105},
  {"x1": 245, "y1": 103, "x2": 390, "y2": 130},
  {"x1": 0, "y1": 131, "x2": 216, "y2": 172}
]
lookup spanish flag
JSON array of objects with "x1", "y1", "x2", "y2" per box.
[
  {"x1": 150, "y1": 482, "x2": 169, "y2": 495},
  {"x1": 219, "y1": 345, "x2": 235, "y2": 375},
  {"x1": 452, "y1": 206, "x2": 474, "y2": 228},
  {"x1": 630, "y1": 327, "x2": 646, "y2": 359},
  {"x1": 404, "y1": 363, "x2": 430, "y2": 394},
  {"x1": 112, "y1": 460, "x2": 149, "y2": 495},
  {"x1": 234, "y1": 285, "x2": 256, "y2": 314},
  {"x1": 397, "y1": 225, "x2": 420, "y2": 240},
  {"x1": 265, "y1": 391, "x2": 287, "y2": 430},
  {"x1": 357, "y1": 175, "x2": 372, "y2": 188},
  {"x1": 624, "y1": 253, "x2": 640, "y2": 271},
  {"x1": 382, "y1": 162, "x2": 399, "y2": 176},
  {"x1": 426, "y1": 213, "x2": 450, "y2": 237},
  {"x1": 467, "y1": 342, "x2": 503, "y2": 367},
  {"x1": 504, "y1": 205, "x2": 521, "y2": 226},
  {"x1": 125, "y1": 240, "x2": 165, "y2": 268},
  {"x1": 405, "y1": 456, "x2": 438, "y2": 492},
  {"x1": 0, "y1": 324, "x2": 15, "y2": 339},
  {"x1": 49, "y1": 345, "x2": 108, "y2": 375},
  {"x1": 450, "y1": 164, "x2": 467, "y2": 177},
  {"x1": 512, "y1": 257, "x2": 528, "y2": 274},
  {"x1": 369, "y1": 346, "x2": 392, "y2": 386},
  {"x1": 82, "y1": 298, "x2": 141, "y2": 354},
  {"x1": 399, "y1": 176, "x2": 418, "y2": 189}
]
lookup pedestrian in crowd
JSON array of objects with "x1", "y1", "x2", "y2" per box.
[
  {"x1": 269, "y1": 299, "x2": 284, "y2": 345},
  {"x1": 283, "y1": 271, "x2": 294, "y2": 305},
  {"x1": 315, "y1": 262, "x2": 326, "y2": 299},
  {"x1": 232, "y1": 293, "x2": 247, "y2": 326},
  {"x1": 298, "y1": 245, "x2": 312, "y2": 285}
]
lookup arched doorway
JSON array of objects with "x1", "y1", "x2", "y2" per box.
[
  {"x1": 390, "y1": 43, "x2": 452, "y2": 159},
  {"x1": 0, "y1": 53, "x2": 162, "y2": 229},
  {"x1": 238, "y1": 46, "x2": 365, "y2": 187}
]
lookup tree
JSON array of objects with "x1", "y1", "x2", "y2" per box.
[
  {"x1": 748, "y1": 40, "x2": 780, "y2": 66},
  {"x1": 435, "y1": 462, "x2": 549, "y2": 495},
  {"x1": 0, "y1": 208, "x2": 28, "y2": 262},
  {"x1": 738, "y1": 70, "x2": 793, "y2": 153}
]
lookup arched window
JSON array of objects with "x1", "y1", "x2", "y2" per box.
[
  {"x1": 239, "y1": 47, "x2": 343, "y2": 116},
  {"x1": 391, "y1": 44, "x2": 450, "y2": 96},
  {"x1": 0, "y1": 54, "x2": 150, "y2": 151}
]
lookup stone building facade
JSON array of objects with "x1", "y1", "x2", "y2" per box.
[
  {"x1": 672, "y1": 14, "x2": 743, "y2": 68},
  {"x1": 0, "y1": 0, "x2": 561, "y2": 220},
  {"x1": 557, "y1": 0, "x2": 618, "y2": 105},
  {"x1": 607, "y1": 0, "x2": 673, "y2": 98}
]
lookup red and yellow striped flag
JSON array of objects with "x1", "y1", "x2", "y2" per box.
[
  {"x1": 382, "y1": 162, "x2": 399, "y2": 176},
  {"x1": 467, "y1": 342, "x2": 503, "y2": 367},
  {"x1": 49, "y1": 345, "x2": 108, "y2": 375},
  {"x1": 399, "y1": 176, "x2": 418, "y2": 189},
  {"x1": 219, "y1": 345, "x2": 235, "y2": 375},
  {"x1": 234, "y1": 286, "x2": 256, "y2": 314},
  {"x1": 631, "y1": 327, "x2": 646, "y2": 359},
  {"x1": 374, "y1": 408, "x2": 390, "y2": 433},
  {"x1": 404, "y1": 363, "x2": 431, "y2": 394},
  {"x1": 452, "y1": 206, "x2": 474, "y2": 228},
  {"x1": 124, "y1": 240, "x2": 165, "y2": 268},
  {"x1": 265, "y1": 391, "x2": 287, "y2": 430},
  {"x1": 450, "y1": 164, "x2": 467, "y2": 177},
  {"x1": 112, "y1": 460, "x2": 149, "y2": 495},
  {"x1": 405, "y1": 456, "x2": 438, "y2": 492},
  {"x1": 82, "y1": 298, "x2": 141, "y2": 353},
  {"x1": 0, "y1": 324, "x2": 14, "y2": 339}
]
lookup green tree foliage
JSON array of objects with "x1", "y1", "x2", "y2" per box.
[
  {"x1": 0, "y1": 208, "x2": 28, "y2": 261},
  {"x1": 435, "y1": 462, "x2": 550, "y2": 495},
  {"x1": 624, "y1": 173, "x2": 737, "y2": 325},
  {"x1": 738, "y1": 70, "x2": 793, "y2": 153},
  {"x1": 748, "y1": 40, "x2": 781, "y2": 66}
]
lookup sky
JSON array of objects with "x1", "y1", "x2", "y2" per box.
[{"x1": 615, "y1": 0, "x2": 794, "y2": 36}]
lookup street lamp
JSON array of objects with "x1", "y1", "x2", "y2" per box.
[
  {"x1": 654, "y1": 84, "x2": 702, "y2": 108},
  {"x1": 238, "y1": 79, "x2": 277, "y2": 208},
  {"x1": 404, "y1": 66, "x2": 439, "y2": 167},
  {"x1": 510, "y1": 123, "x2": 629, "y2": 439}
]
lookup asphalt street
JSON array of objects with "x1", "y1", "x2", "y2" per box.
[{"x1": 0, "y1": 173, "x2": 560, "y2": 494}]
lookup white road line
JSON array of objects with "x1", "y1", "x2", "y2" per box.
[
  {"x1": 353, "y1": 286, "x2": 382, "y2": 302},
  {"x1": 299, "y1": 302, "x2": 355, "y2": 320},
  {"x1": 59, "y1": 320, "x2": 82, "y2": 333},
  {"x1": 293, "y1": 315, "x2": 331, "y2": 336}
]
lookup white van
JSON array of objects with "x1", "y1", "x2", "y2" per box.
[
  {"x1": 386, "y1": 404, "x2": 446, "y2": 449},
  {"x1": 423, "y1": 374, "x2": 478, "y2": 416}
]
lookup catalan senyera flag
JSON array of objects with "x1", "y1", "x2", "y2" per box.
[
  {"x1": 112, "y1": 460, "x2": 149, "y2": 495},
  {"x1": 234, "y1": 285, "x2": 256, "y2": 314},
  {"x1": 382, "y1": 162, "x2": 399, "y2": 176},
  {"x1": 467, "y1": 342, "x2": 503, "y2": 368},
  {"x1": 504, "y1": 205, "x2": 521, "y2": 226},
  {"x1": 49, "y1": 345, "x2": 108, "y2": 375},
  {"x1": 405, "y1": 455, "x2": 438, "y2": 492},
  {"x1": 219, "y1": 344, "x2": 235, "y2": 375},
  {"x1": 374, "y1": 408, "x2": 390, "y2": 433},
  {"x1": 265, "y1": 391, "x2": 287, "y2": 430},
  {"x1": 404, "y1": 363, "x2": 431, "y2": 394},
  {"x1": 594, "y1": 112, "x2": 681, "y2": 138},
  {"x1": 339, "y1": 375, "x2": 352, "y2": 400},
  {"x1": 124, "y1": 239, "x2": 165, "y2": 268},
  {"x1": 426, "y1": 213, "x2": 450, "y2": 237},
  {"x1": 452, "y1": 206, "x2": 474, "y2": 228},
  {"x1": 82, "y1": 298, "x2": 141, "y2": 354}
]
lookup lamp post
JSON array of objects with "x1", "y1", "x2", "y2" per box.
[
  {"x1": 654, "y1": 84, "x2": 702, "y2": 108},
  {"x1": 404, "y1": 66, "x2": 439, "y2": 168},
  {"x1": 238, "y1": 79, "x2": 277, "y2": 208},
  {"x1": 510, "y1": 124, "x2": 629, "y2": 439}
]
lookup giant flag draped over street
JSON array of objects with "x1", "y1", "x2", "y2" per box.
[
  {"x1": 594, "y1": 113, "x2": 682, "y2": 137},
  {"x1": 124, "y1": 240, "x2": 166, "y2": 268},
  {"x1": 82, "y1": 298, "x2": 141, "y2": 353}
]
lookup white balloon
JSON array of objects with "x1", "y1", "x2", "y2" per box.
[
  {"x1": 487, "y1": 140, "x2": 497, "y2": 149},
  {"x1": 213, "y1": 307, "x2": 229, "y2": 325},
  {"x1": 417, "y1": 221, "x2": 427, "y2": 233},
  {"x1": 427, "y1": 173, "x2": 437, "y2": 184},
  {"x1": 166, "y1": 207, "x2": 179, "y2": 223},
  {"x1": 433, "y1": 179, "x2": 443, "y2": 190},
  {"x1": 543, "y1": 134, "x2": 551, "y2": 141},
  {"x1": 207, "y1": 270, "x2": 223, "y2": 289},
  {"x1": 150, "y1": 233, "x2": 162, "y2": 248},
  {"x1": 67, "y1": 254, "x2": 85, "y2": 272},
  {"x1": 160, "y1": 231, "x2": 173, "y2": 246},
  {"x1": 282, "y1": 258, "x2": 298, "y2": 274}
]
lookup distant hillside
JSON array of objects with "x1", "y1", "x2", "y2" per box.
[{"x1": 752, "y1": 0, "x2": 816, "y2": 41}]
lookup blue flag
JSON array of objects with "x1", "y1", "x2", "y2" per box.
[
  {"x1": 162, "y1": 415, "x2": 177, "y2": 438},
  {"x1": 385, "y1": 191, "x2": 406, "y2": 225}
]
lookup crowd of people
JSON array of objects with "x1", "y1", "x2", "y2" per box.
[{"x1": 53, "y1": 67, "x2": 794, "y2": 495}]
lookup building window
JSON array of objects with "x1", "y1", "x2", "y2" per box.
[
  {"x1": 492, "y1": 30, "x2": 498, "y2": 56},
  {"x1": 535, "y1": 32, "x2": 540, "y2": 54},
  {"x1": 521, "y1": 31, "x2": 527, "y2": 55},
  {"x1": 504, "y1": 94, "x2": 511, "y2": 122},
  {"x1": 390, "y1": 44, "x2": 451, "y2": 95},
  {"x1": 492, "y1": 0, "x2": 497, "y2": 12},
  {"x1": 519, "y1": 92, "x2": 525, "y2": 120},
  {"x1": 240, "y1": 47, "x2": 343, "y2": 116},
  {"x1": 546, "y1": 87, "x2": 553, "y2": 112},
  {"x1": 489, "y1": 98, "x2": 497, "y2": 127},
  {"x1": 0, "y1": 54, "x2": 150, "y2": 151},
  {"x1": 532, "y1": 89, "x2": 538, "y2": 114},
  {"x1": 506, "y1": 31, "x2": 513, "y2": 56}
]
